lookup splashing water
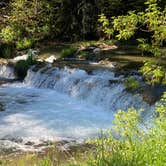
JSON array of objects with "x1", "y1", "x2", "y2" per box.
[
  {"x1": 0, "y1": 65, "x2": 16, "y2": 79},
  {"x1": 0, "y1": 65, "x2": 153, "y2": 151},
  {"x1": 25, "y1": 66, "x2": 151, "y2": 111}
]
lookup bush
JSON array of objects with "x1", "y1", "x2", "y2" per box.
[
  {"x1": 124, "y1": 77, "x2": 139, "y2": 90},
  {"x1": 15, "y1": 51, "x2": 37, "y2": 78},
  {"x1": 140, "y1": 61, "x2": 166, "y2": 85},
  {"x1": 0, "y1": 43, "x2": 13, "y2": 59},
  {"x1": 16, "y1": 38, "x2": 34, "y2": 50},
  {"x1": 0, "y1": 25, "x2": 21, "y2": 43},
  {"x1": 80, "y1": 93, "x2": 166, "y2": 166},
  {"x1": 58, "y1": 47, "x2": 77, "y2": 59}
]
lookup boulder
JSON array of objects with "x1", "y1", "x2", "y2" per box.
[
  {"x1": 45, "y1": 55, "x2": 57, "y2": 63},
  {"x1": 14, "y1": 49, "x2": 39, "y2": 62},
  {"x1": 93, "y1": 48, "x2": 101, "y2": 54}
]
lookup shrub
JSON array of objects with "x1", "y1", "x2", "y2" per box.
[
  {"x1": 124, "y1": 77, "x2": 139, "y2": 90},
  {"x1": 82, "y1": 93, "x2": 166, "y2": 166},
  {"x1": 0, "y1": 25, "x2": 21, "y2": 43},
  {"x1": 140, "y1": 61, "x2": 166, "y2": 85},
  {"x1": 15, "y1": 50, "x2": 37, "y2": 79},
  {"x1": 0, "y1": 43, "x2": 13, "y2": 59},
  {"x1": 16, "y1": 38, "x2": 34, "y2": 50},
  {"x1": 58, "y1": 47, "x2": 77, "y2": 59}
]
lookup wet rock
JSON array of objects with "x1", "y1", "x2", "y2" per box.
[
  {"x1": 137, "y1": 84, "x2": 166, "y2": 105},
  {"x1": 109, "y1": 80, "x2": 121, "y2": 84},
  {"x1": 0, "y1": 78, "x2": 18, "y2": 85},
  {"x1": 99, "y1": 60, "x2": 116, "y2": 68},
  {"x1": 14, "y1": 49, "x2": 39, "y2": 62},
  {"x1": 45, "y1": 55, "x2": 57, "y2": 63},
  {"x1": 25, "y1": 141, "x2": 35, "y2": 146},
  {"x1": 93, "y1": 48, "x2": 101, "y2": 54},
  {"x1": 0, "y1": 102, "x2": 4, "y2": 112}
]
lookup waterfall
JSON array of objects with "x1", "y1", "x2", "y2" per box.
[
  {"x1": 0, "y1": 65, "x2": 16, "y2": 79},
  {"x1": 0, "y1": 65, "x2": 154, "y2": 150},
  {"x1": 25, "y1": 65, "x2": 152, "y2": 112}
]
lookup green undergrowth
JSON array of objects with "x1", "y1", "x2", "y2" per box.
[
  {"x1": 15, "y1": 50, "x2": 37, "y2": 79},
  {"x1": 58, "y1": 47, "x2": 77, "y2": 59},
  {"x1": 67, "y1": 93, "x2": 166, "y2": 166}
]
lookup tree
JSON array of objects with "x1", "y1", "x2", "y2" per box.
[{"x1": 99, "y1": 0, "x2": 166, "y2": 84}]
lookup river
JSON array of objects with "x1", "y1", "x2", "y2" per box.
[{"x1": 0, "y1": 65, "x2": 153, "y2": 152}]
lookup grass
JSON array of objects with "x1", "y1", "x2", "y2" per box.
[
  {"x1": 0, "y1": 143, "x2": 92, "y2": 166},
  {"x1": 58, "y1": 47, "x2": 77, "y2": 59}
]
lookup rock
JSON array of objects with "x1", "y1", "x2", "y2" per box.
[
  {"x1": 25, "y1": 141, "x2": 35, "y2": 146},
  {"x1": 14, "y1": 49, "x2": 39, "y2": 62},
  {"x1": 88, "y1": 46, "x2": 96, "y2": 50},
  {"x1": 99, "y1": 60, "x2": 116, "y2": 68},
  {"x1": 0, "y1": 58, "x2": 8, "y2": 65},
  {"x1": 137, "y1": 84, "x2": 166, "y2": 105},
  {"x1": 0, "y1": 2, "x2": 7, "y2": 7},
  {"x1": 93, "y1": 48, "x2": 101, "y2": 54},
  {"x1": 0, "y1": 77, "x2": 17, "y2": 85},
  {"x1": 102, "y1": 45, "x2": 118, "y2": 51},
  {"x1": 0, "y1": 102, "x2": 4, "y2": 112},
  {"x1": 14, "y1": 54, "x2": 29, "y2": 61},
  {"x1": 45, "y1": 55, "x2": 57, "y2": 63}
]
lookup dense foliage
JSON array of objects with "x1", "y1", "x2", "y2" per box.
[
  {"x1": 98, "y1": 0, "x2": 166, "y2": 84},
  {"x1": 1, "y1": 0, "x2": 165, "y2": 42}
]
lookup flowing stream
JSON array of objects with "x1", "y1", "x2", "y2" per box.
[
  {"x1": 0, "y1": 65, "x2": 16, "y2": 79},
  {"x1": 0, "y1": 65, "x2": 154, "y2": 152}
]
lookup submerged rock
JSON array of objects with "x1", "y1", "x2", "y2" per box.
[{"x1": 0, "y1": 102, "x2": 4, "y2": 112}]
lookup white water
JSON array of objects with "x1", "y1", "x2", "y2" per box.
[
  {"x1": 0, "y1": 65, "x2": 16, "y2": 79},
  {"x1": 25, "y1": 66, "x2": 151, "y2": 111},
  {"x1": 0, "y1": 83, "x2": 114, "y2": 151},
  {"x1": 0, "y1": 65, "x2": 153, "y2": 151}
]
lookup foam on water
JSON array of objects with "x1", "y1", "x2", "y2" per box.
[
  {"x1": 0, "y1": 83, "x2": 114, "y2": 150},
  {"x1": 0, "y1": 65, "x2": 16, "y2": 79},
  {"x1": 25, "y1": 66, "x2": 151, "y2": 111}
]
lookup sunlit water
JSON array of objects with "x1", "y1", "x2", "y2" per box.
[
  {"x1": 0, "y1": 83, "x2": 115, "y2": 151},
  {"x1": 0, "y1": 65, "x2": 154, "y2": 151}
]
